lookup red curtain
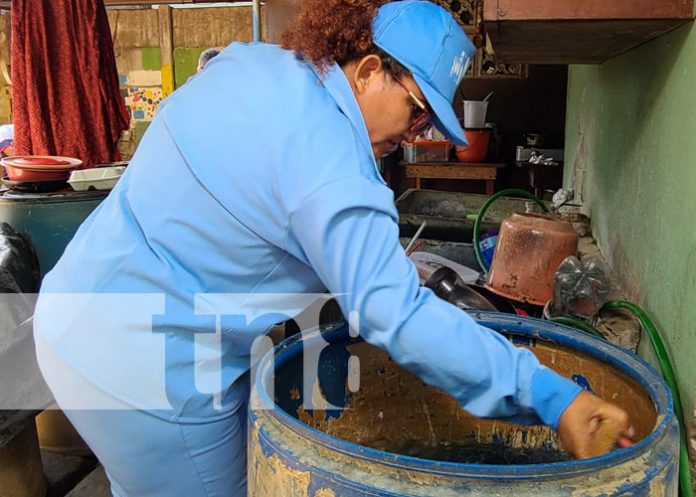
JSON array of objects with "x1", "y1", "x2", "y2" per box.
[{"x1": 11, "y1": 0, "x2": 130, "y2": 167}]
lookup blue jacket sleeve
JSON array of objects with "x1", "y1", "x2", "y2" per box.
[{"x1": 287, "y1": 176, "x2": 582, "y2": 429}]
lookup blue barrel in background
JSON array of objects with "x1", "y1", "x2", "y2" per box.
[
  {"x1": 0, "y1": 189, "x2": 107, "y2": 277},
  {"x1": 249, "y1": 312, "x2": 678, "y2": 496}
]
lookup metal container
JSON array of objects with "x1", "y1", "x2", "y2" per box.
[
  {"x1": 249, "y1": 314, "x2": 678, "y2": 496},
  {"x1": 486, "y1": 212, "x2": 578, "y2": 305},
  {"x1": 515, "y1": 146, "x2": 564, "y2": 162},
  {"x1": 397, "y1": 189, "x2": 549, "y2": 242},
  {"x1": 399, "y1": 237, "x2": 478, "y2": 270}
]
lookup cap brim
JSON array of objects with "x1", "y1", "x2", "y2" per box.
[{"x1": 413, "y1": 73, "x2": 467, "y2": 146}]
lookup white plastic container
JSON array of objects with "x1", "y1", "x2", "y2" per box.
[
  {"x1": 402, "y1": 141, "x2": 451, "y2": 163},
  {"x1": 68, "y1": 166, "x2": 126, "y2": 191},
  {"x1": 463, "y1": 100, "x2": 489, "y2": 128}
]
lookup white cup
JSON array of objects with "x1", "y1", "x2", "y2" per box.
[{"x1": 463, "y1": 100, "x2": 489, "y2": 129}]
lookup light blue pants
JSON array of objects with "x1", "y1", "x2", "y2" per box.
[
  {"x1": 36, "y1": 334, "x2": 248, "y2": 497},
  {"x1": 61, "y1": 404, "x2": 248, "y2": 497}
]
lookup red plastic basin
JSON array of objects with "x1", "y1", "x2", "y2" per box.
[{"x1": 1, "y1": 156, "x2": 82, "y2": 182}]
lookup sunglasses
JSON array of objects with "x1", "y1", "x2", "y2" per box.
[{"x1": 393, "y1": 78, "x2": 432, "y2": 134}]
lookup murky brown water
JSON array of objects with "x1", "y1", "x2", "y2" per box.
[{"x1": 399, "y1": 442, "x2": 572, "y2": 465}]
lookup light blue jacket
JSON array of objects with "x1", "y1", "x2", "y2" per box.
[{"x1": 35, "y1": 43, "x2": 580, "y2": 427}]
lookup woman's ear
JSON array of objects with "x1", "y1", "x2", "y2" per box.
[{"x1": 353, "y1": 54, "x2": 384, "y2": 95}]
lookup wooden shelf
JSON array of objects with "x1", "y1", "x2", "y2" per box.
[
  {"x1": 400, "y1": 161, "x2": 505, "y2": 166},
  {"x1": 400, "y1": 162, "x2": 504, "y2": 194},
  {"x1": 484, "y1": 0, "x2": 694, "y2": 64}
]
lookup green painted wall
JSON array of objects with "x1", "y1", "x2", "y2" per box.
[
  {"x1": 565, "y1": 22, "x2": 696, "y2": 443},
  {"x1": 141, "y1": 47, "x2": 162, "y2": 71},
  {"x1": 174, "y1": 47, "x2": 207, "y2": 88}
]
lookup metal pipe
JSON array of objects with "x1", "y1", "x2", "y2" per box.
[{"x1": 252, "y1": 0, "x2": 261, "y2": 41}]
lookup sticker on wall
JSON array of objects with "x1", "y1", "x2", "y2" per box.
[{"x1": 125, "y1": 87, "x2": 163, "y2": 122}]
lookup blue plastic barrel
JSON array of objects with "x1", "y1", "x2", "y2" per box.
[
  {"x1": 0, "y1": 189, "x2": 107, "y2": 276},
  {"x1": 249, "y1": 312, "x2": 678, "y2": 496}
]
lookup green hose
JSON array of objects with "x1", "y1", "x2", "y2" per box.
[
  {"x1": 473, "y1": 188, "x2": 549, "y2": 273},
  {"x1": 472, "y1": 190, "x2": 692, "y2": 493},
  {"x1": 602, "y1": 301, "x2": 693, "y2": 497},
  {"x1": 551, "y1": 304, "x2": 692, "y2": 496},
  {"x1": 549, "y1": 316, "x2": 605, "y2": 339}
]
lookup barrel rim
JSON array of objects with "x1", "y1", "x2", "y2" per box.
[{"x1": 253, "y1": 313, "x2": 675, "y2": 479}]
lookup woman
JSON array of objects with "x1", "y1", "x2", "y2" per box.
[{"x1": 34, "y1": 1, "x2": 633, "y2": 496}]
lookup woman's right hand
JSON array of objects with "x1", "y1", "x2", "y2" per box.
[{"x1": 557, "y1": 390, "x2": 635, "y2": 459}]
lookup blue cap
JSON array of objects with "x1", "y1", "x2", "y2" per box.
[{"x1": 373, "y1": 1, "x2": 475, "y2": 146}]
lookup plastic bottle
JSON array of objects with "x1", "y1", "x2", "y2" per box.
[
  {"x1": 548, "y1": 256, "x2": 610, "y2": 321},
  {"x1": 479, "y1": 231, "x2": 498, "y2": 268}
]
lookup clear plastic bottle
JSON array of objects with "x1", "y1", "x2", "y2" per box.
[{"x1": 548, "y1": 256, "x2": 610, "y2": 321}]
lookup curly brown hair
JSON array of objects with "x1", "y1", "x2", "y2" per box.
[{"x1": 280, "y1": 0, "x2": 410, "y2": 78}]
